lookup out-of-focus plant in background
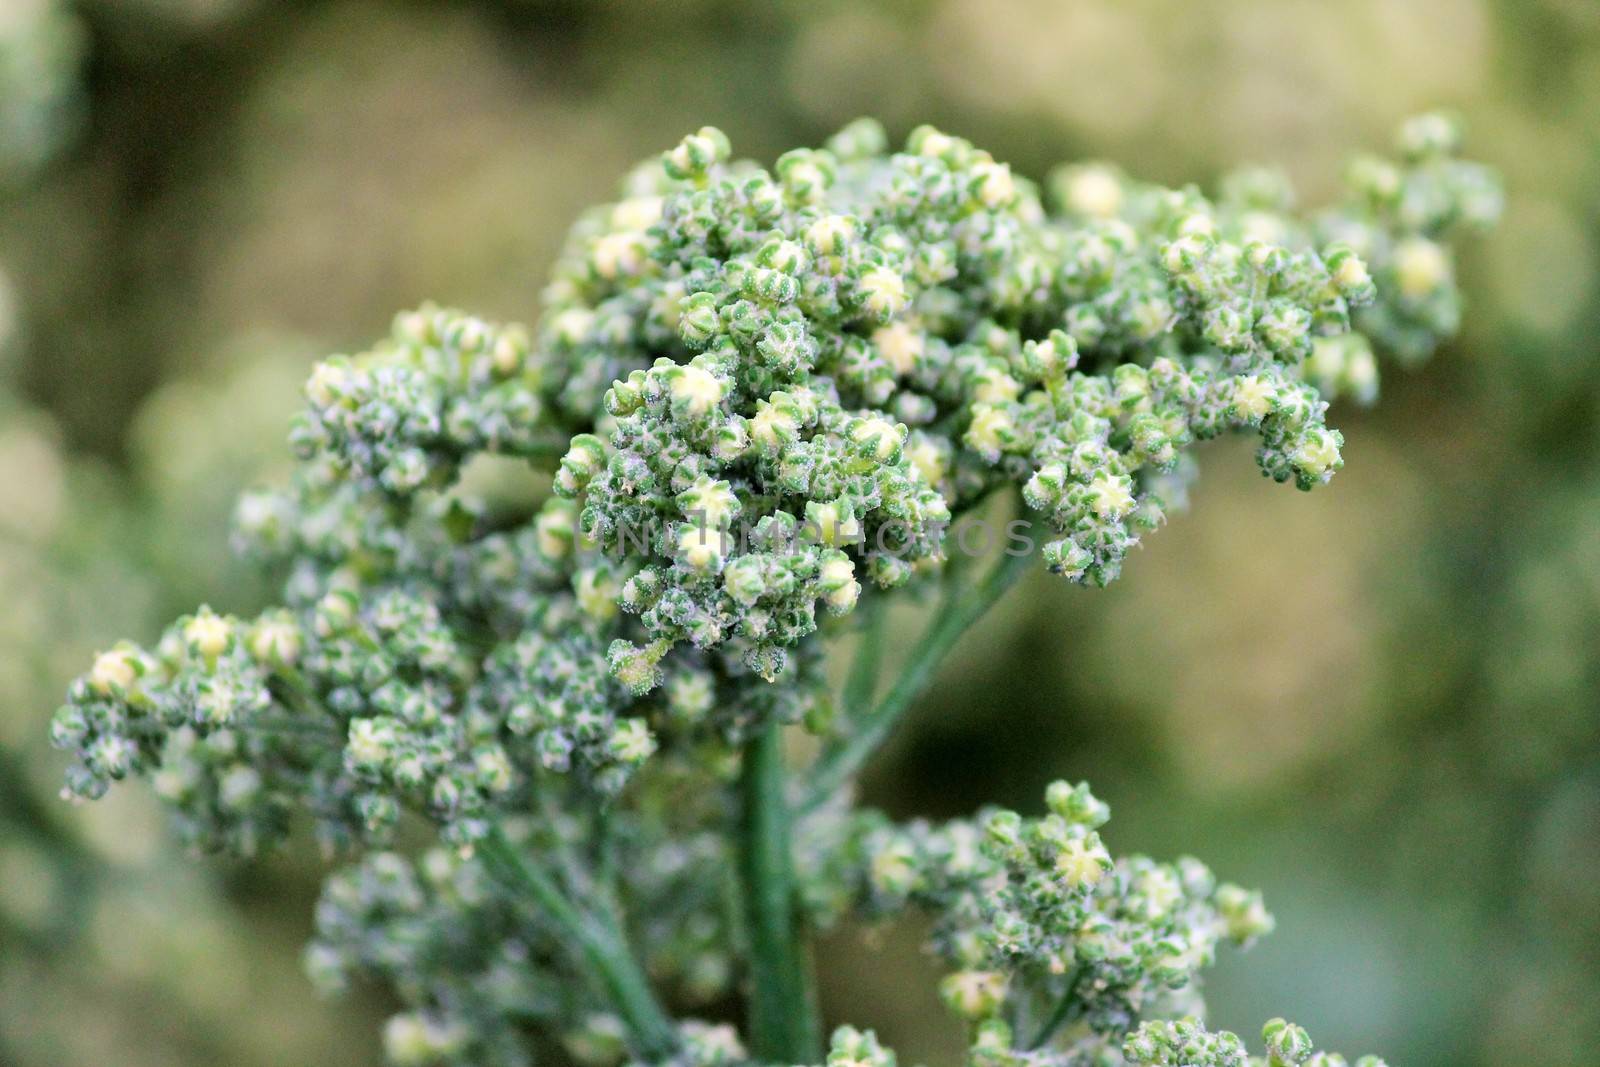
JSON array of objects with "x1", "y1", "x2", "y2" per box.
[{"x1": 0, "y1": 2, "x2": 1593, "y2": 1065}]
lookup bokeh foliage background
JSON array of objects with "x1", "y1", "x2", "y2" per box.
[{"x1": 1, "y1": 1, "x2": 1595, "y2": 1065}]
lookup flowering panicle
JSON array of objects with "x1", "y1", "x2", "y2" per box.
[
  {"x1": 787, "y1": 1014, "x2": 1384, "y2": 1067},
  {"x1": 307, "y1": 849, "x2": 546, "y2": 1067},
  {"x1": 542, "y1": 113, "x2": 1497, "y2": 631},
  {"x1": 50, "y1": 575, "x2": 747, "y2": 849},
  {"x1": 1321, "y1": 112, "x2": 1502, "y2": 368},
  {"x1": 291, "y1": 306, "x2": 552, "y2": 496},
  {"x1": 1121, "y1": 1017, "x2": 1388, "y2": 1067},
  {"x1": 48, "y1": 115, "x2": 1496, "y2": 1067},
  {"x1": 308, "y1": 806, "x2": 750, "y2": 1067},
  {"x1": 801, "y1": 782, "x2": 1274, "y2": 1046},
  {"x1": 51, "y1": 608, "x2": 300, "y2": 853}
]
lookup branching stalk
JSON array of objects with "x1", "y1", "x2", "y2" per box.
[
  {"x1": 802, "y1": 544, "x2": 1036, "y2": 814},
  {"x1": 478, "y1": 827, "x2": 677, "y2": 1059},
  {"x1": 841, "y1": 595, "x2": 887, "y2": 717},
  {"x1": 1025, "y1": 969, "x2": 1085, "y2": 1049}
]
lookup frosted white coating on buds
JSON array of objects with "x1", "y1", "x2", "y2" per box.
[
  {"x1": 48, "y1": 115, "x2": 1495, "y2": 1067},
  {"x1": 310, "y1": 847, "x2": 560, "y2": 1067},
  {"x1": 291, "y1": 306, "x2": 551, "y2": 495},
  {"x1": 1121, "y1": 1017, "x2": 1389, "y2": 1067},
  {"x1": 541, "y1": 112, "x2": 1498, "y2": 615},
  {"x1": 798, "y1": 781, "x2": 1275, "y2": 1044}
]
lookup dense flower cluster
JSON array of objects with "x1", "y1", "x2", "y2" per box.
[
  {"x1": 1120, "y1": 1017, "x2": 1386, "y2": 1067},
  {"x1": 794, "y1": 1010, "x2": 1388, "y2": 1067},
  {"x1": 307, "y1": 848, "x2": 547, "y2": 1067},
  {"x1": 549, "y1": 112, "x2": 1498, "y2": 639},
  {"x1": 48, "y1": 563, "x2": 742, "y2": 850},
  {"x1": 290, "y1": 308, "x2": 558, "y2": 495},
  {"x1": 50, "y1": 607, "x2": 300, "y2": 853},
  {"x1": 304, "y1": 799, "x2": 749, "y2": 1067},
  {"x1": 801, "y1": 781, "x2": 1273, "y2": 1049},
  {"x1": 49, "y1": 116, "x2": 1495, "y2": 1067}
]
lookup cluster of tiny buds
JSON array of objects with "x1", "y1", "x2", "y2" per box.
[
  {"x1": 801, "y1": 779, "x2": 1276, "y2": 1045},
  {"x1": 541, "y1": 109, "x2": 1494, "y2": 661},
  {"x1": 46, "y1": 112, "x2": 1496, "y2": 1067},
  {"x1": 1122, "y1": 1017, "x2": 1388, "y2": 1067},
  {"x1": 292, "y1": 305, "x2": 547, "y2": 496}
]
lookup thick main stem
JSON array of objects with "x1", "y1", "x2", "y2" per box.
[
  {"x1": 479, "y1": 828, "x2": 677, "y2": 1060},
  {"x1": 738, "y1": 723, "x2": 822, "y2": 1064}
]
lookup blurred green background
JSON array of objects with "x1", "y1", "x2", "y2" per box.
[{"x1": 1, "y1": 1, "x2": 1595, "y2": 1065}]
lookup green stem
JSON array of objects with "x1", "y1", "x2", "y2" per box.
[
  {"x1": 801, "y1": 544, "x2": 1035, "y2": 815},
  {"x1": 1025, "y1": 969, "x2": 1084, "y2": 1049},
  {"x1": 593, "y1": 803, "x2": 624, "y2": 921},
  {"x1": 841, "y1": 595, "x2": 887, "y2": 717},
  {"x1": 251, "y1": 714, "x2": 341, "y2": 739},
  {"x1": 738, "y1": 723, "x2": 822, "y2": 1063},
  {"x1": 533, "y1": 787, "x2": 591, "y2": 897},
  {"x1": 479, "y1": 828, "x2": 677, "y2": 1059}
]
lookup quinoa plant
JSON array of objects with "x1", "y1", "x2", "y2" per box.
[{"x1": 52, "y1": 114, "x2": 1497, "y2": 1067}]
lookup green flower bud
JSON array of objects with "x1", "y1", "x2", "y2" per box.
[
  {"x1": 1263, "y1": 1019, "x2": 1315, "y2": 1066},
  {"x1": 1215, "y1": 883, "x2": 1275, "y2": 943},
  {"x1": 827, "y1": 1026, "x2": 896, "y2": 1067},
  {"x1": 939, "y1": 969, "x2": 1008, "y2": 1020},
  {"x1": 557, "y1": 433, "x2": 607, "y2": 497},
  {"x1": 1045, "y1": 780, "x2": 1111, "y2": 828},
  {"x1": 663, "y1": 125, "x2": 730, "y2": 180}
]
